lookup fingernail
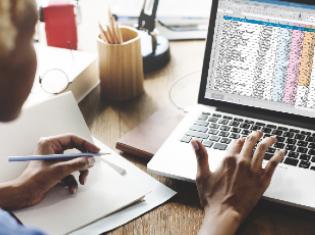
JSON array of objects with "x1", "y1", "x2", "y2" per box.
[
  {"x1": 191, "y1": 141, "x2": 199, "y2": 151},
  {"x1": 88, "y1": 157, "x2": 95, "y2": 168}
]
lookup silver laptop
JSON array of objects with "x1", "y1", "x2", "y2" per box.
[{"x1": 148, "y1": 0, "x2": 315, "y2": 210}]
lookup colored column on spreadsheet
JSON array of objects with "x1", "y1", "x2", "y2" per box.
[
  {"x1": 283, "y1": 30, "x2": 304, "y2": 105},
  {"x1": 271, "y1": 28, "x2": 291, "y2": 102}
]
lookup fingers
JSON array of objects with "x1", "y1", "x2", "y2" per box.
[
  {"x1": 54, "y1": 157, "x2": 95, "y2": 178},
  {"x1": 41, "y1": 134, "x2": 100, "y2": 153},
  {"x1": 62, "y1": 175, "x2": 78, "y2": 194},
  {"x1": 251, "y1": 136, "x2": 277, "y2": 170},
  {"x1": 264, "y1": 149, "x2": 286, "y2": 179},
  {"x1": 240, "y1": 131, "x2": 263, "y2": 161},
  {"x1": 192, "y1": 140, "x2": 211, "y2": 179},
  {"x1": 227, "y1": 138, "x2": 245, "y2": 155},
  {"x1": 79, "y1": 170, "x2": 89, "y2": 185}
]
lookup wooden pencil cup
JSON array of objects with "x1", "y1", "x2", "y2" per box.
[{"x1": 97, "y1": 26, "x2": 144, "y2": 101}]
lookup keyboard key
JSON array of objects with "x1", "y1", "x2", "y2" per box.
[
  {"x1": 202, "y1": 112, "x2": 211, "y2": 115},
  {"x1": 290, "y1": 128, "x2": 300, "y2": 134},
  {"x1": 301, "y1": 131, "x2": 311, "y2": 136},
  {"x1": 262, "y1": 127, "x2": 272, "y2": 134},
  {"x1": 276, "y1": 136, "x2": 285, "y2": 143},
  {"x1": 267, "y1": 147, "x2": 276, "y2": 153},
  {"x1": 209, "y1": 135, "x2": 221, "y2": 142},
  {"x1": 218, "y1": 119, "x2": 229, "y2": 125},
  {"x1": 309, "y1": 143, "x2": 315, "y2": 149},
  {"x1": 241, "y1": 129, "x2": 250, "y2": 135},
  {"x1": 306, "y1": 136, "x2": 315, "y2": 142},
  {"x1": 308, "y1": 149, "x2": 315, "y2": 155},
  {"x1": 219, "y1": 131, "x2": 229, "y2": 137},
  {"x1": 229, "y1": 121, "x2": 240, "y2": 127},
  {"x1": 255, "y1": 122, "x2": 265, "y2": 126},
  {"x1": 212, "y1": 113, "x2": 222, "y2": 118},
  {"x1": 299, "y1": 160, "x2": 310, "y2": 169},
  {"x1": 288, "y1": 151, "x2": 299, "y2": 158},
  {"x1": 223, "y1": 115, "x2": 233, "y2": 120},
  {"x1": 194, "y1": 120, "x2": 208, "y2": 127},
  {"x1": 286, "y1": 145, "x2": 296, "y2": 151},
  {"x1": 221, "y1": 138, "x2": 232, "y2": 144},
  {"x1": 231, "y1": 127, "x2": 241, "y2": 133},
  {"x1": 202, "y1": 140, "x2": 214, "y2": 148},
  {"x1": 284, "y1": 157, "x2": 299, "y2": 166},
  {"x1": 264, "y1": 153, "x2": 273, "y2": 160},
  {"x1": 190, "y1": 125, "x2": 208, "y2": 133},
  {"x1": 266, "y1": 124, "x2": 276, "y2": 129},
  {"x1": 311, "y1": 166, "x2": 315, "y2": 171},
  {"x1": 208, "y1": 117, "x2": 218, "y2": 123},
  {"x1": 300, "y1": 154, "x2": 311, "y2": 161},
  {"x1": 297, "y1": 141, "x2": 308, "y2": 147},
  {"x1": 220, "y1": 126, "x2": 231, "y2": 131},
  {"x1": 286, "y1": 138, "x2": 297, "y2": 144},
  {"x1": 271, "y1": 130, "x2": 283, "y2": 136},
  {"x1": 245, "y1": 120, "x2": 255, "y2": 124},
  {"x1": 283, "y1": 132, "x2": 294, "y2": 138},
  {"x1": 274, "y1": 143, "x2": 285, "y2": 149},
  {"x1": 180, "y1": 135, "x2": 192, "y2": 143},
  {"x1": 278, "y1": 126, "x2": 288, "y2": 131},
  {"x1": 186, "y1": 131, "x2": 209, "y2": 139},
  {"x1": 297, "y1": 147, "x2": 308, "y2": 154},
  {"x1": 311, "y1": 156, "x2": 315, "y2": 162},
  {"x1": 252, "y1": 125, "x2": 262, "y2": 131},
  {"x1": 213, "y1": 143, "x2": 228, "y2": 150},
  {"x1": 229, "y1": 133, "x2": 241, "y2": 139},
  {"x1": 240, "y1": 123, "x2": 251, "y2": 129},
  {"x1": 295, "y1": 134, "x2": 305, "y2": 140},
  {"x1": 209, "y1": 123, "x2": 220, "y2": 129},
  {"x1": 198, "y1": 115, "x2": 208, "y2": 121},
  {"x1": 208, "y1": 129, "x2": 219, "y2": 135},
  {"x1": 234, "y1": 118, "x2": 243, "y2": 122}
]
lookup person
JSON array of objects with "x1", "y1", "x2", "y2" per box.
[
  {"x1": 0, "y1": 0, "x2": 285, "y2": 234},
  {"x1": 0, "y1": 1, "x2": 99, "y2": 234}
]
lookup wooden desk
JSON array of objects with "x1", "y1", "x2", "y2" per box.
[{"x1": 79, "y1": 41, "x2": 315, "y2": 235}]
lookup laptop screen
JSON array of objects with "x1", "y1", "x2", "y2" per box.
[{"x1": 201, "y1": 0, "x2": 315, "y2": 118}]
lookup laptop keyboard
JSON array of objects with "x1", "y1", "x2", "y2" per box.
[{"x1": 180, "y1": 112, "x2": 315, "y2": 171}]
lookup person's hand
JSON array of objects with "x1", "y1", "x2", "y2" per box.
[
  {"x1": 192, "y1": 131, "x2": 285, "y2": 235},
  {"x1": 14, "y1": 134, "x2": 100, "y2": 209}
]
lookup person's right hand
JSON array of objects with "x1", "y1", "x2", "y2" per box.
[
  {"x1": 192, "y1": 131, "x2": 286, "y2": 235},
  {"x1": 11, "y1": 134, "x2": 100, "y2": 210}
]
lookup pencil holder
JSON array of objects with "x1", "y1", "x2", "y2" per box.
[{"x1": 97, "y1": 26, "x2": 144, "y2": 101}]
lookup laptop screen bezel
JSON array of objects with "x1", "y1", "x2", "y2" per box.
[{"x1": 197, "y1": 0, "x2": 315, "y2": 125}]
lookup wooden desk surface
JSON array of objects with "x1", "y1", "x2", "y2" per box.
[{"x1": 79, "y1": 41, "x2": 315, "y2": 235}]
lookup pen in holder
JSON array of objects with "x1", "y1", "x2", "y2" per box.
[{"x1": 97, "y1": 26, "x2": 144, "y2": 101}]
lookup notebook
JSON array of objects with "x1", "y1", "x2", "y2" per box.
[{"x1": 0, "y1": 92, "x2": 149, "y2": 234}]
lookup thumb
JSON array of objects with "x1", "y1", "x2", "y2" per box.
[{"x1": 191, "y1": 140, "x2": 211, "y2": 179}]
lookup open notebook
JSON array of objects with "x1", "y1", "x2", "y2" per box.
[{"x1": 0, "y1": 93, "x2": 149, "y2": 234}]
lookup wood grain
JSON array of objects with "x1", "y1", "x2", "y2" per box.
[{"x1": 79, "y1": 40, "x2": 315, "y2": 235}]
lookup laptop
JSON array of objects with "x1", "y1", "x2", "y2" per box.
[{"x1": 148, "y1": 0, "x2": 315, "y2": 210}]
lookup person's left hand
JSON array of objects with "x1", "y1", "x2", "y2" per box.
[{"x1": 15, "y1": 134, "x2": 100, "y2": 208}]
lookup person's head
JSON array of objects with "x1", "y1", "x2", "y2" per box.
[{"x1": 0, "y1": 0, "x2": 37, "y2": 122}]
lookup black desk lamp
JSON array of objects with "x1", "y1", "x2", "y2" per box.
[{"x1": 138, "y1": 0, "x2": 170, "y2": 73}]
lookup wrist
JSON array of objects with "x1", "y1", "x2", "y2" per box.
[
  {"x1": 0, "y1": 178, "x2": 30, "y2": 210},
  {"x1": 199, "y1": 206, "x2": 241, "y2": 235}
]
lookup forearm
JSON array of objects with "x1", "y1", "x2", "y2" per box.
[
  {"x1": 199, "y1": 207, "x2": 241, "y2": 235},
  {"x1": 0, "y1": 179, "x2": 29, "y2": 210}
]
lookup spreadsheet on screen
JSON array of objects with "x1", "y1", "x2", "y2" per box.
[{"x1": 206, "y1": 0, "x2": 315, "y2": 117}]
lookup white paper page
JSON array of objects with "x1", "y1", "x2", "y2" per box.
[
  {"x1": 70, "y1": 138, "x2": 177, "y2": 235},
  {"x1": 0, "y1": 93, "x2": 149, "y2": 234},
  {"x1": 0, "y1": 92, "x2": 92, "y2": 182}
]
